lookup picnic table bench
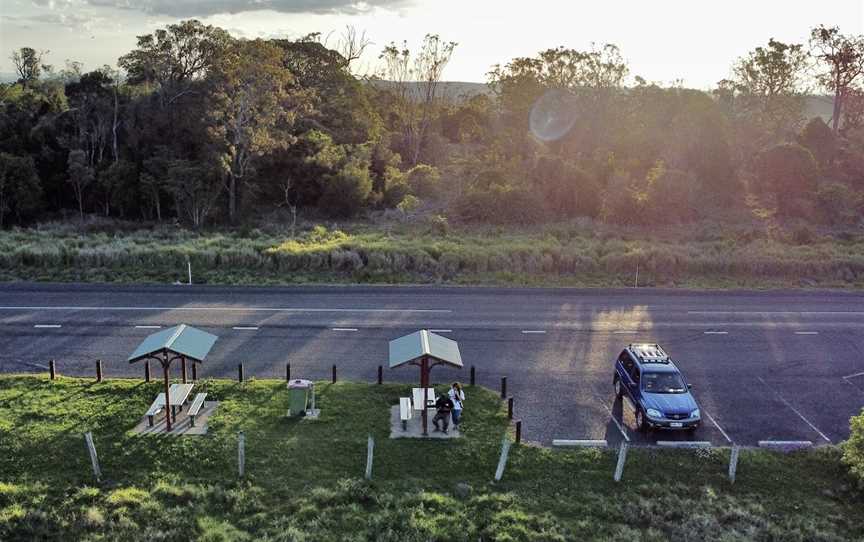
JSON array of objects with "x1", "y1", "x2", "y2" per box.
[
  {"x1": 188, "y1": 393, "x2": 207, "y2": 427},
  {"x1": 399, "y1": 397, "x2": 413, "y2": 430},
  {"x1": 144, "y1": 383, "x2": 195, "y2": 426}
]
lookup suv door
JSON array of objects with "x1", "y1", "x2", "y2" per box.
[{"x1": 627, "y1": 363, "x2": 642, "y2": 407}]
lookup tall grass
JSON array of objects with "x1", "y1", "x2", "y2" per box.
[{"x1": 1, "y1": 221, "x2": 863, "y2": 287}]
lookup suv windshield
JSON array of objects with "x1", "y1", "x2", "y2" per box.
[{"x1": 642, "y1": 372, "x2": 687, "y2": 393}]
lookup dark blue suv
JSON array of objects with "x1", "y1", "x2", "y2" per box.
[{"x1": 613, "y1": 344, "x2": 701, "y2": 432}]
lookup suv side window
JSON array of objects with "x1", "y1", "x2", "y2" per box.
[{"x1": 631, "y1": 366, "x2": 641, "y2": 384}]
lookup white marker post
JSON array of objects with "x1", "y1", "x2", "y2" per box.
[
  {"x1": 728, "y1": 445, "x2": 741, "y2": 484},
  {"x1": 187, "y1": 259, "x2": 192, "y2": 285},
  {"x1": 84, "y1": 432, "x2": 101, "y2": 482},
  {"x1": 613, "y1": 442, "x2": 628, "y2": 482},
  {"x1": 365, "y1": 435, "x2": 375, "y2": 480},
  {"x1": 238, "y1": 431, "x2": 245, "y2": 478},
  {"x1": 494, "y1": 436, "x2": 512, "y2": 482}
]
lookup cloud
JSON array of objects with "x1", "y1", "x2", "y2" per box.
[
  {"x1": 5, "y1": 11, "x2": 95, "y2": 29},
  {"x1": 82, "y1": 0, "x2": 409, "y2": 18}
]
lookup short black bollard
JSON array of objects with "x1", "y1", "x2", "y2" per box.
[
  {"x1": 96, "y1": 359, "x2": 103, "y2": 382},
  {"x1": 238, "y1": 363, "x2": 244, "y2": 383},
  {"x1": 515, "y1": 420, "x2": 522, "y2": 444},
  {"x1": 144, "y1": 360, "x2": 151, "y2": 382},
  {"x1": 332, "y1": 365, "x2": 337, "y2": 384},
  {"x1": 286, "y1": 362, "x2": 291, "y2": 383},
  {"x1": 470, "y1": 365, "x2": 476, "y2": 386},
  {"x1": 377, "y1": 365, "x2": 383, "y2": 385},
  {"x1": 191, "y1": 363, "x2": 197, "y2": 381},
  {"x1": 507, "y1": 397, "x2": 514, "y2": 420},
  {"x1": 500, "y1": 376, "x2": 507, "y2": 399},
  {"x1": 49, "y1": 359, "x2": 56, "y2": 380}
]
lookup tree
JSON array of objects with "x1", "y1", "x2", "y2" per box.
[
  {"x1": 10, "y1": 48, "x2": 48, "y2": 89},
  {"x1": 731, "y1": 39, "x2": 809, "y2": 138},
  {"x1": 754, "y1": 143, "x2": 818, "y2": 217},
  {"x1": 119, "y1": 20, "x2": 231, "y2": 106},
  {"x1": 379, "y1": 34, "x2": 457, "y2": 166},
  {"x1": 318, "y1": 159, "x2": 372, "y2": 217},
  {"x1": 798, "y1": 117, "x2": 837, "y2": 168},
  {"x1": 406, "y1": 164, "x2": 441, "y2": 200},
  {"x1": 208, "y1": 39, "x2": 308, "y2": 223},
  {"x1": 0, "y1": 152, "x2": 42, "y2": 226},
  {"x1": 810, "y1": 25, "x2": 864, "y2": 133},
  {"x1": 66, "y1": 149, "x2": 94, "y2": 220},
  {"x1": 167, "y1": 160, "x2": 221, "y2": 227}
]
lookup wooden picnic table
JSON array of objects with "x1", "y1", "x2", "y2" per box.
[
  {"x1": 160, "y1": 383, "x2": 194, "y2": 420},
  {"x1": 411, "y1": 387, "x2": 435, "y2": 411}
]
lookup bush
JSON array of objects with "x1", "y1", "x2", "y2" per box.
[
  {"x1": 406, "y1": 164, "x2": 442, "y2": 200},
  {"x1": 817, "y1": 181, "x2": 863, "y2": 226},
  {"x1": 843, "y1": 408, "x2": 864, "y2": 487},
  {"x1": 318, "y1": 161, "x2": 373, "y2": 218}
]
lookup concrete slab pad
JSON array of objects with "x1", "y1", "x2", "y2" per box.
[
  {"x1": 130, "y1": 401, "x2": 219, "y2": 436},
  {"x1": 389, "y1": 405, "x2": 461, "y2": 439}
]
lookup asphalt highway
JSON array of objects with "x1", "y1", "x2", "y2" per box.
[{"x1": 1, "y1": 283, "x2": 863, "y2": 447}]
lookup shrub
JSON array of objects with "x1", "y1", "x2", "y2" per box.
[
  {"x1": 406, "y1": 164, "x2": 442, "y2": 200},
  {"x1": 843, "y1": 408, "x2": 864, "y2": 487},
  {"x1": 817, "y1": 181, "x2": 863, "y2": 226},
  {"x1": 318, "y1": 161, "x2": 373, "y2": 218}
]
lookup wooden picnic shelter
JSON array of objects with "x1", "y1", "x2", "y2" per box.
[
  {"x1": 389, "y1": 329, "x2": 463, "y2": 436},
  {"x1": 128, "y1": 324, "x2": 218, "y2": 432}
]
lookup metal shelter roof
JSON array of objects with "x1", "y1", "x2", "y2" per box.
[
  {"x1": 388, "y1": 329, "x2": 463, "y2": 369},
  {"x1": 127, "y1": 324, "x2": 218, "y2": 364}
]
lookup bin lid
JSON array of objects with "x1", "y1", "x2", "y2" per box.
[{"x1": 288, "y1": 379, "x2": 313, "y2": 389}]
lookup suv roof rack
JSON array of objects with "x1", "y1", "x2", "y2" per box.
[{"x1": 628, "y1": 343, "x2": 671, "y2": 364}]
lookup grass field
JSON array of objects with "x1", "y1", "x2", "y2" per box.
[
  {"x1": 1, "y1": 220, "x2": 863, "y2": 288},
  {"x1": 1, "y1": 375, "x2": 863, "y2": 541}
]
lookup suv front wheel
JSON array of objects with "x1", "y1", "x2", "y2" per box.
[{"x1": 613, "y1": 375, "x2": 622, "y2": 399}]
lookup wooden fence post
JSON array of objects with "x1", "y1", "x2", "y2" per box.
[
  {"x1": 238, "y1": 363, "x2": 244, "y2": 383},
  {"x1": 728, "y1": 445, "x2": 741, "y2": 484},
  {"x1": 238, "y1": 431, "x2": 245, "y2": 477},
  {"x1": 500, "y1": 377, "x2": 507, "y2": 399},
  {"x1": 494, "y1": 435, "x2": 512, "y2": 482},
  {"x1": 365, "y1": 435, "x2": 375, "y2": 480},
  {"x1": 377, "y1": 365, "x2": 383, "y2": 385},
  {"x1": 144, "y1": 360, "x2": 151, "y2": 382},
  {"x1": 95, "y1": 359, "x2": 103, "y2": 382},
  {"x1": 515, "y1": 420, "x2": 522, "y2": 444},
  {"x1": 332, "y1": 365, "x2": 337, "y2": 383},
  {"x1": 191, "y1": 362, "x2": 197, "y2": 382},
  {"x1": 49, "y1": 359, "x2": 56, "y2": 380},
  {"x1": 84, "y1": 432, "x2": 101, "y2": 482},
  {"x1": 507, "y1": 397, "x2": 514, "y2": 419},
  {"x1": 470, "y1": 366, "x2": 476, "y2": 386},
  {"x1": 614, "y1": 442, "x2": 628, "y2": 482},
  {"x1": 286, "y1": 362, "x2": 291, "y2": 383}
]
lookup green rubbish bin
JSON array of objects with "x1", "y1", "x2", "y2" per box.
[{"x1": 288, "y1": 379, "x2": 313, "y2": 417}]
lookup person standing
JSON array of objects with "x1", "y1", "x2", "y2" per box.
[
  {"x1": 448, "y1": 382, "x2": 465, "y2": 428},
  {"x1": 432, "y1": 393, "x2": 454, "y2": 434}
]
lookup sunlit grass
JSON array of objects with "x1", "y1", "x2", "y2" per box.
[{"x1": 0, "y1": 375, "x2": 863, "y2": 540}]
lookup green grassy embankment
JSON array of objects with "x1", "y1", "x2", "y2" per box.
[
  {"x1": 1, "y1": 221, "x2": 864, "y2": 288},
  {"x1": 1, "y1": 375, "x2": 863, "y2": 541}
]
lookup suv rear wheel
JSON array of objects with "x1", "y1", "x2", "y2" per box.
[{"x1": 613, "y1": 376, "x2": 622, "y2": 399}]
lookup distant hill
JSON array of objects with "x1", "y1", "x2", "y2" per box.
[{"x1": 0, "y1": 73, "x2": 18, "y2": 84}]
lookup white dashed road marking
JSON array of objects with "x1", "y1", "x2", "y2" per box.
[
  {"x1": 332, "y1": 328, "x2": 359, "y2": 332},
  {"x1": 429, "y1": 329, "x2": 452, "y2": 333},
  {"x1": 794, "y1": 331, "x2": 819, "y2": 335},
  {"x1": 233, "y1": 326, "x2": 259, "y2": 331},
  {"x1": 521, "y1": 330, "x2": 546, "y2": 334},
  {"x1": 33, "y1": 324, "x2": 61, "y2": 328},
  {"x1": 703, "y1": 331, "x2": 728, "y2": 335},
  {"x1": 134, "y1": 325, "x2": 162, "y2": 329}
]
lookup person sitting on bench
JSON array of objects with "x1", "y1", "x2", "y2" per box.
[{"x1": 432, "y1": 393, "x2": 454, "y2": 434}]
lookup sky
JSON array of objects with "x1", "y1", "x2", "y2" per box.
[{"x1": 1, "y1": 0, "x2": 863, "y2": 88}]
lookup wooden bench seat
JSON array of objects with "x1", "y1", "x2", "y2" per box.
[
  {"x1": 146, "y1": 393, "x2": 165, "y2": 427},
  {"x1": 188, "y1": 393, "x2": 207, "y2": 427}
]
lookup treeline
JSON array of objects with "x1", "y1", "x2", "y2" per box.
[{"x1": 1, "y1": 22, "x2": 863, "y2": 228}]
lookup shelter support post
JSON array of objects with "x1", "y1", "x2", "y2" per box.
[
  {"x1": 181, "y1": 356, "x2": 187, "y2": 384},
  {"x1": 421, "y1": 356, "x2": 429, "y2": 436},
  {"x1": 163, "y1": 352, "x2": 172, "y2": 432}
]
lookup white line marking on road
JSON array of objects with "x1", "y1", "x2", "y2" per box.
[
  {"x1": 33, "y1": 324, "x2": 61, "y2": 328},
  {"x1": 758, "y1": 440, "x2": 813, "y2": 448},
  {"x1": 656, "y1": 441, "x2": 712, "y2": 448},
  {"x1": 552, "y1": 439, "x2": 608, "y2": 447},
  {"x1": 794, "y1": 331, "x2": 819, "y2": 335},
  {"x1": 843, "y1": 371, "x2": 864, "y2": 380},
  {"x1": 134, "y1": 325, "x2": 162, "y2": 329},
  {"x1": 599, "y1": 401, "x2": 630, "y2": 442},
  {"x1": 758, "y1": 377, "x2": 831, "y2": 443},
  {"x1": 703, "y1": 331, "x2": 729, "y2": 335},
  {"x1": 613, "y1": 330, "x2": 637, "y2": 334},
  {"x1": 232, "y1": 326, "x2": 259, "y2": 331},
  {"x1": 429, "y1": 329, "x2": 452, "y2": 333},
  {"x1": 521, "y1": 330, "x2": 546, "y2": 334},
  {"x1": 332, "y1": 328, "x2": 359, "y2": 332},
  {"x1": 704, "y1": 411, "x2": 733, "y2": 444},
  {"x1": 0, "y1": 305, "x2": 451, "y2": 314}
]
